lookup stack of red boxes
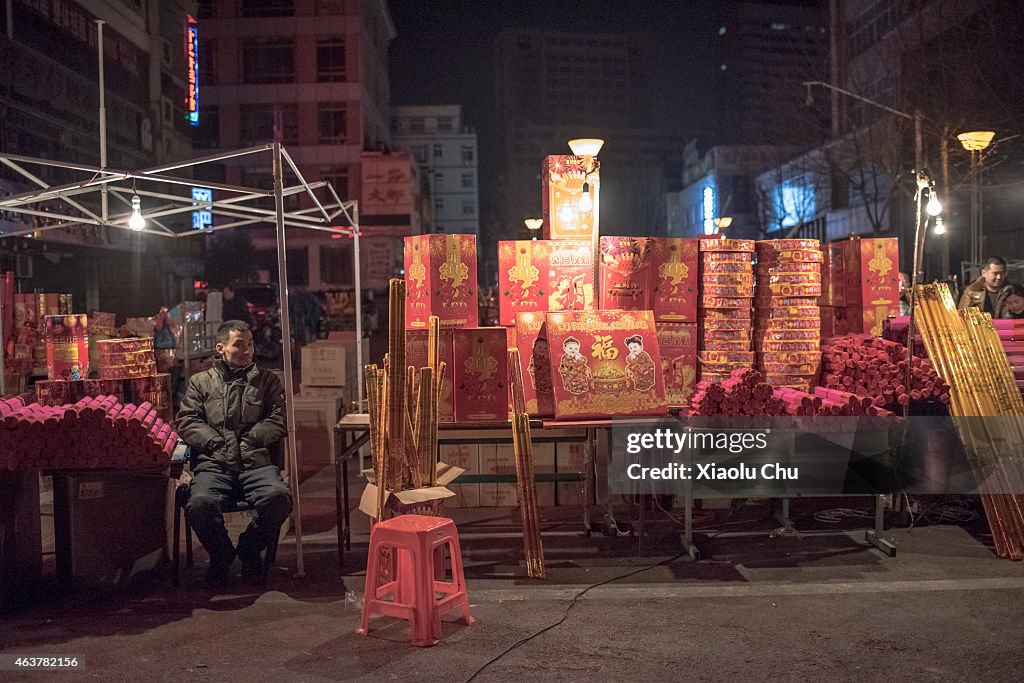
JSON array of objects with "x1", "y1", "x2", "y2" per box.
[
  {"x1": 697, "y1": 238, "x2": 756, "y2": 383},
  {"x1": 754, "y1": 239, "x2": 823, "y2": 392},
  {"x1": 819, "y1": 237, "x2": 900, "y2": 337}
]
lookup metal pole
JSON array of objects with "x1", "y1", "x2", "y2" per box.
[
  {"x1": 353, "y1": 208, "x2": 363, "y2": 410},
  {"x1": 273, "y1": 142, "x2": 305, "y2": 577},
  {"x1": 6, "y1": 0, "x2": 13, "y2": 41},
  {"x1": 590, "y1": 161, "x2": 601, "y2": 309},
  {"x1": 96, "y1": 20, "x2": 108, "y2": 223},
  {"x1": 904, "y1": 182, "x2": 926, "y2": 417},
  {"x1": 972, "y1": 151, "x2": 982, "y2": 265},
  {"x1": 0, "y1": 298, "x2": 5, "y2": 395}
]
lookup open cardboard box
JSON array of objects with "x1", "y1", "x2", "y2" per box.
[{"x1": 358, "y1": 461, "x2": 465, "y2": 518}]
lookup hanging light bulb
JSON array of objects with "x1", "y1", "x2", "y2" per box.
[
  {"x1": 578, "y1": 182, "x2": 593, "y2": 212},
  {"x1": 925, "y1": 191, "x2": 942, "y2": 217},
  {"x1": 933, "y1": 216, "x2": 946, "y2": 235},
  {"x1": 128, "y1": 194, "x2": 146, "y2": 231}
]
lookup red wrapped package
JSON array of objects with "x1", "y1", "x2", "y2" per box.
[{"x1": 699, "y1": 238, "x2": 755, "y2": 252}]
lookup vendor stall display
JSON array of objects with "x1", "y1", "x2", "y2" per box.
[
  {"x1": 405, "y1": 234, "x2": 479, "y2": 330},
  {"x1": 915, "y1": 283, "x2": 1024, "y2": 560},
  {"x1": 656, "y1": 322, "x2": 697, "y2": 407},
  {"x1": 95, "y1": 337, "x2": 157, "y2": 379},
  {"x1": 545, "y1": 309, "x2": 667, "y2": 419},
  {"x1": 452, "y1": 328, "x2": 510, "y2": 423},
  {"x1": 690, "y1": 368, "x2": 786, "y2": 416},
  {"x1": 992, "y1": 319, "x2": 1024, "y2": 389},
  {"x1": 0, "y1": 394, "x2": 176, "y2": 470},
  {"x1": 406, "y1": 328, "x2": 455, "y2": 422}
]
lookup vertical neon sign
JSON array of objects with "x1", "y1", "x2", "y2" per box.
[
  {"x1": 702, "y1": 185, "x2": 716, "y2": 235},
  {"x1": 185, "y1": 16, "x2": 199, "y2": 126}
]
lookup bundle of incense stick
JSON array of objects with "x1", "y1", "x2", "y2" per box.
[
  {"x1": 914, "y1": 283, "x2": 1024, "y2": 559},
  {"x1": 363, "y1": 278, "x2": 446, "y2": 521},
  {"x1": 507, "y1": 348, "x2": 546, "y2": 579}
]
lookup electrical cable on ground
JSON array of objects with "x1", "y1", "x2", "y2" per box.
[{"x1": 463, "y1": 551, "x2": 685, "y2": 683}]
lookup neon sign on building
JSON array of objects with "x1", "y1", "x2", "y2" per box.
[
  {"x1": 185, "y1": 16, "x2": 199, "y2": 126},
  {"x1": 702, "y1": 185, "x2": 716, "y2": 235},
  {"x1": 192, "y1": 187, "x2": 212, "y2": 230}
]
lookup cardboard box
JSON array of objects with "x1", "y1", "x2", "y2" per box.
[
  {"x1": 452, "y1": 328, "x2": 510, "y2": 423},
  {"x1": 600, "y1": 236, "x2": 654, "y2": 311},
  {"x1": 300, "y1": 343, "x2": 346, "y2": 387},
  {"x1": 440, "y1": 444, "x2": 479, "y2": 508},
  {"x1": 513, "y1": 312, "x2": 555, "y2": 417},
  {"x1": 406, "y1": 329, "x2": 455, "y2": 422},
  {"x1": 358, "y1": 462, "x2": 464, "y2": 519},
  {"x1": 835, "y1": 237, "x2": 900, "y2": 335},
  {"x1": 293, "y1": 395, "x2": 343, "y2": 478},
  {"x1": 545, "y1": 309, "x2": 668, "y2": 419},
  {"x1": 498, "y1": 240, "x2": 594, "y2": 326},
  {"x1": 541, "y1": 155, "x2": 599, "y2": 241},
  {"x1": 656, "y1": 322, "x2": 698, "y2": 407},
  {"x1": 404, "y1": 234, "x2": 479, "y2": 330}
]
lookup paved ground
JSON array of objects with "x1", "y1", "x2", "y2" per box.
[{"x1": 3, "y1": 471, "x2": 1024, "y2": 682}]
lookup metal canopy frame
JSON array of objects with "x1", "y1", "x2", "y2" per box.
[{"x1": 0, "y1": 142, "x2": 363, "y2": 577}]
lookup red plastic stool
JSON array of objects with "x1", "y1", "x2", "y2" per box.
[{"x1": 356, "y1": 514, "x2": 474, "y2": 646}]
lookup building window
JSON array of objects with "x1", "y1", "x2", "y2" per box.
[
  {"x1": 320, "y1": 244, "x2": 354, "y2": 285},
  {"x1": 241, "y1": 39, "x2": 294, "y2": 84},
  {"x1": 435, "y1": 197, "x2": 444, "y2": 214},
  {"x1": 320, "y1": 166, "x2": 349, "y2": 197},
  {"x1": 409, "y1": 118, "x2": 424, "y2": 133},
  {"x1": 412, "y1": 145, "x2": 427, "y2": 164},
  {"x1": 240, "y1": 0, "x2": 294, "y2": 18},
  {"x1": 317, "y1": 103, "x2": 347, "y2": 143},
  {"x1": 317, "y1": 38, "x2": 346, "y2": 82},
  {"x1": 434, "y1": 172, "x2": 444, "y2": 190},
  {"x1": 461, "y1": 173, "x2": 473, "y2": 189},
  {"x1": 433, "y1": 144, "x2": 443, "y2": 159},
  {"x1": 239, "y1": 104, "x2": 298, "y2": 145},
  {"x1": 462, "y1": 200, "x2": 474, "y2": 216},
  {"x1": 437, "y1": 117, "x2": 453, "y2": 132},
  {"x1": 461, "y1": 145, "x2": 474, "y2": 164}
]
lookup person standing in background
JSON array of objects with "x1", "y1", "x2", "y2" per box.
[
  {"x1": 958, "y1": 257, "x2": 1012, "y2": 318},
  {"x1": 221, "y1": 283, "x2": 254, "y2": 327}
]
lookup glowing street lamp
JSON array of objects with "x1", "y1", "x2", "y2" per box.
[{"x1": 958, "y1": 130, "x2": 996, "y2": 265}]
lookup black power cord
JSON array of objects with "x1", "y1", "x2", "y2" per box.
[{"x1": 463, "y1": 552, "x2": 684, "y2": 682}]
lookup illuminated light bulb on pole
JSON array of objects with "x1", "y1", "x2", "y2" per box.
[
  {"x1": 578, "y1": 182, "x2": 593, "y2": 212},
  {"x1": 926, "y1": 191, "x2": 942, "y2": 217},
  {"x1": 933, "y1": 216, "x2": 946, "y2": 235},
  {"x1": 128, "y1": 194, "x2": 146, "y2": 231}
]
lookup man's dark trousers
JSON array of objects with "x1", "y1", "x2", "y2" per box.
[{"x1": 186, "y1": 465, "x2": 292, "y2": 565}]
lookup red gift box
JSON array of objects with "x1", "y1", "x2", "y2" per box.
[
  {"x1": 651, "y1": 238, "x2": 699, "y2": 322},
  {"x1": 404, "y1": 234, "x2": 479, "y2": 330},
  {"x1": 656, "y1": 322, "x2": 697, "y2": 407},
  {"x1": 497, "y1": 240, "x2": 594, "y2": 326},
  {"x1": 545, "y1": 309, "x2": 667, "y2": 419},
  {"x1": 600, "y1": 237, "x2": 653, "y2": 311},
  {"x1": 452, "y1": 328, "x2": 510, "y2": 423},
  {"x1": 838, "y1": 237, "x2": 900, "y2": 336},
  {"x1": 513, "y1": 312, "x2": 555, "y2": 417},
  {"x1": 541, "y1": 155, "x2": 598, "y2": 241},
  {"x1": 406, "y1": 328, "x2": 455, "y2": 422}
]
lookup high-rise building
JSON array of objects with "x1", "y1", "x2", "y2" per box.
[
  {"x1": 192, "y1": 0, "x2": 405, "y2": 291},
  {"x1": 714, "y1": 1, "x2": 830, "y2": 145},
  {"x1": 0, "y1": 0, "x2": 201, "y2": 315},
  {"x1": 392, "y1": 105, "x2": 479, "y2": 235},
  {"x1": 490, "y1": 27, "x2": 685, "y2": 271}
]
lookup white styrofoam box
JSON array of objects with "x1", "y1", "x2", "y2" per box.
[
  {"x1": 478, "y1": 483, "x2": 497, "y2": 507},
  {"x1": 301, "y1": 343, "x2": 346, "y2": 387},
  {"x1": 299, "y1": 385, "x2": 347, "y2": 401},
  {"x1": 559, "y1": 443, "x2": 586, "y2": 471},
  {"x1": 493, "y1": 444, "x2": 516, "y2": 474},
  {"x1": 441, "y1": 444, "x2": 480, "y2": 507}
]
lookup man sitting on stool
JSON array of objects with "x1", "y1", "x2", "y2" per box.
[{"x1": 177, "y1": 320, "x2": 291, "y2": 587}]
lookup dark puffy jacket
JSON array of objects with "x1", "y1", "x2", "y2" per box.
[{"x1": 176, "y1": 359, "x2": 288, "y2": 473}]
